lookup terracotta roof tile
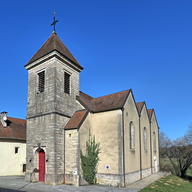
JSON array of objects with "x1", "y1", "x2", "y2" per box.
[
  {"x1": 0, "y1": 117, "x2": 26, "y2": 140},
  {"x1": 65, "y1": 110, "x2": 88, "y2": 129},
  {"x1": 78, "y1": 90, "x2": 131, "y2": 112},
  {"x1": 91, "y1": 90, "x2": 130, "y2": 112},
  {"x1": 147, "y1": 109, "x2": 154, "y2": 121},
  {"x1": 25, "y1": 33, "x2": 82, "y2": 68},
  {"x1": 136, "y1": 102, "x2": 145, "y2": 115}
]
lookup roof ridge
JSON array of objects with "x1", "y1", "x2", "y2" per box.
[
  {"x1": 55, "y1": 35, "x2": 79, "y2": 64},
  {"x1": 8, "y1": 117, "x2": 26, "y2": 121},
  {"x1": 79, "y1": 91, "x2": 94, "y2": 99},
  {"x1": 136, "y1": 101, "x2": 145, "y2": 104},
  {"x1": 91, "y1": 89, "x2": 130, "y2": 101},
  {"x1": 26, "y1": 35, "x2": 54, "y2": 65}
]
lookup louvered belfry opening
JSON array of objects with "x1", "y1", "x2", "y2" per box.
[
  {"x1": 64, "y1": 72, "x2": 70, "y2": 94},
  {"x1": 38, "y1": 71, "x2": 45, "y2": 92}
]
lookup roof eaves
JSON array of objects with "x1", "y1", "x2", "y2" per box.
[
  {"x1": 0, "y1": 137, "x2": 26, "y2": 141},
  {"x1": 93, "y1": 107, "x2": 123, "y2": 113},
  {"x1": 77, "y1": 110, "x2": 89, "y2": 130}
]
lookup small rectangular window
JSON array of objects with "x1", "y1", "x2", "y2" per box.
[
  {"x1": 23, "y1": 164, "x2": 26, "y2": 172},
  {"x1": 38, "y1": 71, "x2": 45, "y2": 92},
  {"x1": 15, "y1": 147, "x2": 20, "y2": 154},
  {"x1": 64, "y1": 72, "x2": 70, "y2": 94}
]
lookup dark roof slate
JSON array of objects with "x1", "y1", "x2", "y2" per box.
[
  {"x1": 65, "y1": 110, "x2": 88, "y2": 129},
  {"x1": 25, "y1": 33, "x2": 82, "y2": 68},
  {"x1": 0, "y1": 117, "x2": 26, "y2": 140}
]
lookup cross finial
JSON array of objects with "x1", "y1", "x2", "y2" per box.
[{"x1": 51, "y1": 11, "x2": 58, "y2": 34}]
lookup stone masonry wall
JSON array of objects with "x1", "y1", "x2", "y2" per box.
[
  {"x1": 25, "y1": 55, "x2": 80, "y2": 185},
  {"x1": 25, "y1": 114, "x2": 69, "y2": 185},
  {"x1": 27, "y1": 57, "x2": 79, "y2": 118},
  {"x1": 65, "y1": 129, "x2": 79, "y2": 186}
]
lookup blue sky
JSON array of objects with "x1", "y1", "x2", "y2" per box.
[{"x1": 1, "y1": 0, "x2": 192, "y2": 140}]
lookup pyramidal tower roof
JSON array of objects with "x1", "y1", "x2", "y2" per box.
[{"x1": 25, "y1": 33, "x2": 82, "y2": 69}]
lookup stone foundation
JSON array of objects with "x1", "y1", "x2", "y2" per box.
[
  {"x1": 25, "y1": 172, "x2": 64, "y2": 186},
  {"x1": 45, "y1": 174, "x2": 64, "y2": 186},
  {"x1": 65, "y1": 174, "x2": 79, "y2": 186},
  {"x1": 125, "y1": 170, "x2": 140, "y2": 185},
  {"x1": 142, "y1": 168, "x2": 151, "y2": 178},
  {"x1": 95, "y1": 173, "x2": 124, "y2": 187}
]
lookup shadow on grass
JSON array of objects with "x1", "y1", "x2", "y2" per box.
[{"x1": 183, "y1": 175, "x2": 192, "y2": 182}]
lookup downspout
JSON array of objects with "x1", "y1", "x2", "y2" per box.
[
  {"x1": 158, "y1": 127, "x2": 160, "y2": 171},
  {"x1": 122, "y1": 108, "x2": 125, "y2": 187},
  {"x1": 139, "y1": 114, "x2": 142, "y2": 180},
  {"x1": 150, "y1": 121, "x2": 153, "y2": 175},
  {"x1": 64, "y1": 129, "x2": 65, "y2": 184}
]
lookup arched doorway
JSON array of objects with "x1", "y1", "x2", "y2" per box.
[{"x1": 39, "y1": 149, "x2": 45, "y2": 182}]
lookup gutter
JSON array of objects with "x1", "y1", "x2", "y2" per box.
[
  {"x1": 0, "y1": 137, "x2": 26, "y2": 141},
  {"x1": 150, "y1": 121, "x2": 153, "y2": 174},
  {"x1": 139, "y1": 114, "x2": 142, "y2": 180},
  {"x1": 158, "y1": 127, "x2": 160, "y2": 171},
  {"x1": 122, "y1": 108, "x2": 125, "y2": 187}
]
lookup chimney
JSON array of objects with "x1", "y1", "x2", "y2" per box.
[{"x1": 1, "y1": 111, "x2": 7, "y2": 128}]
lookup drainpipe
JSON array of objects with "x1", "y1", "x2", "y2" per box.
[
  {"x1": 150, "y1": 122, "x2": 153, "y2": 175},
  {"x1": 64, "y1": 129, "x2": 65, "y2": 184},
  {"x1": 139, "y1": 114, "x2": 142, "y2": 180},
  {"x1": 158, "y1": 127, "x2": 160, "y2": 171},
  {"x1": 122, "y1": 108, "x2": 125, "y2": 187}
]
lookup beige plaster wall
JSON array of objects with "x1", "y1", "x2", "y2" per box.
[
  {"x1": 140, "y1": 104, "x2": 151, "y2": 170},
  {"x1": 151, "y1": 112, "x2": 159, "y2": 172},
  {"x1": 76, "y1": 101, "x2": 85, "y2": 111},
  {"x1": 0, "y1": 139, "x2": 26, "y2": 176},
  {"x1": 93, "y1": 110, "x2": 122, "y2": 175},
  {"x1": 124, "y1": 92, "x2": 140, "y2": 174},
  {"x1": 80, "y1": 110, "x2": 122, "y2": 175}
]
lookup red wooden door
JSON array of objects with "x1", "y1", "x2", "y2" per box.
[{"x1": 39, "y1": 150, "x2": 45, "y2": 182}]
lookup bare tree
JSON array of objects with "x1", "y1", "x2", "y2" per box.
[
  {"x1": 164, "y1": 126, "x2": 192, "y2": 178},
  {"x1": 159, "y1": 132, "x2": 171, "y2": 158}
]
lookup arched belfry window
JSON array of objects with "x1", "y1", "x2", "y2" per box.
[
  {"x1": 144, "y1": 127, "x2": 147, "y2": 151},
  {"x1": 130, "y1": 122, "x2": 135, "y2": 149},
  {"x1": 153, "y1": 132, "x2": 156, "y2": 152}
]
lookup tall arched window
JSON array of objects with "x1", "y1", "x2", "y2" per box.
[
  {"x1": 153, "y1": 132, "x2": 156, "y2": 152},
  {"x1": 130, "y1": 122, "x2": 135, "y2": 149},
  {"x1": 144, "y1": 127, "x2": 147, "y2": 151}
]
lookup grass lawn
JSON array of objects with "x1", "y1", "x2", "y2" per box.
[{"x1": 139, "y1": 174, "x2": 192, "y2": 192}]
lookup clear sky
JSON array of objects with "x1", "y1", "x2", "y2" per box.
[{"x1": 1, "y1": 0, "x2": 192, "y2": 140}]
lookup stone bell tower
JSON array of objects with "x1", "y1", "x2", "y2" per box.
[{"x1": 24, "y1": 15, "x2": 83, "y2": 185}]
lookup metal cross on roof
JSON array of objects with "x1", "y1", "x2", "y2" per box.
[{"x1": 51, "y1": 12, "x2": 58, "y2": 34}]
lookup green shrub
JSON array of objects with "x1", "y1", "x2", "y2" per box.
[{"x1": 80, "y1": 130, "x2": 100, "y2": 184}]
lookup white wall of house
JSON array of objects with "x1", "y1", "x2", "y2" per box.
[{"x1": 0, "y1": 139, "x2": 26, "y2": 176}]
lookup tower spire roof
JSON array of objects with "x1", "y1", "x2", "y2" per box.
[{"x1": 25, "y1": 33, "x2": 82, "y2": 69}]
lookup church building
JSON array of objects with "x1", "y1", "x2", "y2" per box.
[{"x1": 25, "y1": 18, "x2": 159, "y2": 187}]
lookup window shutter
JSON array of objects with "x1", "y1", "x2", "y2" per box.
[
  {"x1": 64, "y1": 72, "x2": 70, "y2": 94},
  {"x1": 38, "y1": 71, "x2": 45, "y2": 92}
]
